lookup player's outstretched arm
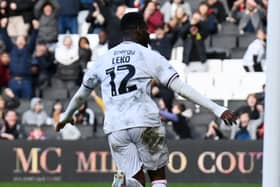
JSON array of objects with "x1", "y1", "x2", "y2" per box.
[
  {"x1": 169, "y1": 77, "x2": 236, "y2": 125},
  {"x1": 56, "y1": 85, "x2": 92, "y2": 132}
]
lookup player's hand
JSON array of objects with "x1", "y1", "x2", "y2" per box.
[{"x1": 220, "y1": 110, "x2": 237, "y2": 126}]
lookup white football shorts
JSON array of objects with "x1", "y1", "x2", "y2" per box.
[{"x1": 107, "y1": 126, "x2": 169, "y2": 178}]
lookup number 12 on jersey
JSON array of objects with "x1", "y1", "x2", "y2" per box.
[{"x1": 106, "y1": 64, "x2": 137, "y2": 96}]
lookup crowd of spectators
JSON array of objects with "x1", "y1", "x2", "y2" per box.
[{"x1": 0, "y1": 0, "x2": 267, "y2": 141}]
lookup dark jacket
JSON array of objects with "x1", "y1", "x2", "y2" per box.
[
  {"x1": 56, "y1": 61, "x2": 81, "y2": 81},
  {"x1": 100, "y1": 4, "x2": 122, "y2": 49},
  {"x1": 79, "y1": 47, "x2": 92, "y2": 70},
  {"x1": 172, "y1": 114, "x2": 191, "y2": 139},
  {"x1": 180, "y1": 20, "x2": 209, "y2": 64},
  {"x1": 58, "y1": 0, "x2": 79, "y2": 16},
  {"x1": 208, "y1": 1, "x2": 227, "y2": 23},
  {"x1": 159, "y1": 110, "x2": 191, "y2": 139},
  {"x1": 150, "y1": 30, "x2": 177, "y2": 60},
  {"x1": 1, "y1": 90, "x2": 20, "y2": 110},
  {"x1": 7, "y1": 0, "x2": 35, "y2": 23},
  {"x1": 34, "y1": 0, "x2": 60, "y2": 43},
  {"x1": 104, "y1": 15, "x2": 122, "y2": 49},
  {"x1": 85, "y1": 5, "x2": 105, "y2": 33},
  {"x1": 0, "y1": 28, "x2": 38, "y2": 79},
  {"x1": 203, "y1": 13, "x2": 218, "y2": 34},
  {"x1": 2, "y1": 122, "x2": 19, "y2": 139},
  {"x1": 32, "y1": 52, "x2": 55, "y2": 76}
]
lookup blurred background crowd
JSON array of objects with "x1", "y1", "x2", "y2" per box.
[{"x1": 0, "y1": 0, "x2": 267, "y2": 141}]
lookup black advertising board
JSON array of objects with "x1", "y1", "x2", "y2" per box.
[{"x1": 0, "y1": 140, "x2": 262, "y2": 183}]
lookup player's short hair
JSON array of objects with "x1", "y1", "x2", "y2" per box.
[{"x1": 120, "y1": 12, "x2": 148, "y2": 32}]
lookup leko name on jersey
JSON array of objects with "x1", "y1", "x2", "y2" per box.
[{"x1": 112, "y1": 50, "x2": 136, "y2": 65}]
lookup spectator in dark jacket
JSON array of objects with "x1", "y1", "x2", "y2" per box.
[
  {"x1": 160, "y1": 102, "x2": 191, "y2": 139},
  {"x1": 58, "y1": 0, "x2": 79, "y2": 33},
  {"x1": 0, "y1": 18, "x2": 39, "y2": 99},
  {"x1": 32, "y1": 42, "x2": 55, "y2": 97},
  {"x1": 152, "y1": 82, "x2": 175, "y2": 112},
  {"x1": 34, "y1": 0, "x2": 60, "y2": 48},
  {"x1": 150, "y1": 25, "x2": 177, "y2": 60},
  {"x1": 78, "y1": 36, "x2": 92, "y2": 84},
  {"x1": 78, "y1": 36, "x2": 92, "y2": 72},
  {"x1": 180, "y1": 12, "x2": 209, "y2": 65},
  {"x1": 6, "y1": 0, "x2": 35, "y2": 37},
  {"x1": 0, "y1": 110, "x2": 21, "y2": 140},
  {"x1": 86, "y1": 2, "x2": 105, "y2": 34},
  {"x1": 198, "y1": 2, "x2": 218, "y2": 34},
  {"x1": 235, "y1": 93, "x2": 262, "y2": 120},
  {"x1": 207, "y1": 0, "x2": 227, "y2": 23},
  {"x1": 0, "y1": 87, "x2": 20, "y2": 110},
  {"x1": 102, "y1": 4, "x2": 127, "y2": 49},
  {"x1": 0, "y1": 51, "x2": 10, "y2": 88}
]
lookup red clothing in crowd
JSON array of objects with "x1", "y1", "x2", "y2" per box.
[
  {"x1": 147, "y1": 10, "x2": 164, "y2": 33},
  {"x1": 0, "y1": 63, "x2": 10, "y2": 87}
]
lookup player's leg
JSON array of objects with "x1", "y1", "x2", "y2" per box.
[
  {"x1": 127, "y1": 169, "x2": 145, "y2": 187},
  {"x1": 148, "y1": 167, "x2": 167, "y2": 187},
  {"x1": 108, "y1": 130, "x2": 145, "y2": 187},
  {"x1": 129, "y1": 126, "x2": 169, "y2": 187}
]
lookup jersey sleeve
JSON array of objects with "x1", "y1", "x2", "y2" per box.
[
  {"x1": 82, "y1": 63, "x2": 101, "y2": 90},
  {"x1": 146, "y1": 51, "x2": 179, "y2": 88}
]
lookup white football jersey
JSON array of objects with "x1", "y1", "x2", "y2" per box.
[{"x1": 83, "y1": 41, "x2": 178, "y2": 134}]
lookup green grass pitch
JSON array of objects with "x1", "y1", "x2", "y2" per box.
[{"x1": 0, "y1": 183, "x2": 261, "y2": 187}]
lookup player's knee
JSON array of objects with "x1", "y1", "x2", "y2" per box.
[
  {"x1": 147, "y1": 167, "x2": 166, "y2": 182},
  {"x1": 126, "y1": 177, "x2": 144, "y2": 187},
  {"x1": 132, "y1": 168, "x2": 145, "y2": 186},
  {"x1": 151, "y1": 179, "x2": 167, "y2": 187}
]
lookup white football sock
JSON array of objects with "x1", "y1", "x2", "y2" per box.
[
  {"x1": 152, "y1": 179, "x2": 167, "y2": 187},
  {"x1": 126, "y1": 177, "x2": 143, "y2": 187}
]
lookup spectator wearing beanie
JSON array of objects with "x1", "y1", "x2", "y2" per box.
[{"x1": 22, "y1": 97, "x2": 49, "y2": 127}]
